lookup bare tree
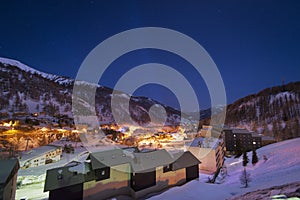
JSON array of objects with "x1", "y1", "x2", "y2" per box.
[{"x1": 240, "y1": 168, "x2": 251, "y2": 188}]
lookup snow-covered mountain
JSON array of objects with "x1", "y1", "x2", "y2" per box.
[
  {"x1": 200, "y1": 81, "x2": 300, "y2": 141},
  {"x1": 2, "y1": 57, "x2": 299, "y2": 138},
  {"x1": 226, "y1": 82, "x2": 300, "y2": 141},
  {"x1": 0, "y1": 57, "x2": 72, "y2": 85},
  {"x1": 0, "y1": 57, "x2": 194, "y2": 127}
]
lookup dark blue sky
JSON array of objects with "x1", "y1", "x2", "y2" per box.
[{"x1": 0, "y1": 0, "x2": 299, "y2": 110}]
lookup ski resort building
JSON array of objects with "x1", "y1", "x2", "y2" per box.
[
  {"x1": 44, "y1": 148, "x2": 200, "y2": 200},
  {"x1": 223, "y1": 128, "x2": 262, "y2": 153},
  {"x1": 186, "y1": 137, "x2": 225, "y2": 172},
  {"x1": 19, "y1": 145, "x2": 62, "y2": 169}
]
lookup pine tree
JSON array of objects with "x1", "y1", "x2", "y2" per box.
[
  {"x1": 252, "y1": 149, "x2": 259, "y2": 165},
  {"x1": 235, "y1": 140, "x2": 243, "y2": 158},
  {"x1": 240, "y1": 168, "x2": 251, "y2": 188},
  {"x1": 243, "y1": 151, "x2": 249, "y2": 167}
]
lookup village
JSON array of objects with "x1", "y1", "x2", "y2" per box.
[{"x1": 0, "y1": 112, "x2": 277, "y2": 200}]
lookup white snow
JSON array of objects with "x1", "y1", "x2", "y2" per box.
[
  {"x1": 149, "y1": 138, "x2": 300, "y2": 200},
  {"x1": 269, "y1": 91, "x2": 292, "y2": 104},
  {"x1": 16, "y1": 142, "x2": 89, "y2": 199},
  {"x1": 0, "y1": 57, "x2": 72, "y2": 85},
  {"x1": 14, "y1": 138, "x2": 300, "y2": 200}
]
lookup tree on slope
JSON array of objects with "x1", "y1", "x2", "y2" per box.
[
  {"x1": 243, "y1": 151, "x2": 249, "y2": 167},
  {"x1": 252, "y1": 149, "x2": 259, "y2": 165},
  {"x1": 240, "y1": 168, "x2": 251, "y2": 188}
]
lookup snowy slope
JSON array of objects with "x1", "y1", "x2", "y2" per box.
[
  {"x1": 217, "y1": 81, "x2": 300, "y2": 140},
  {"x1": 15, "y1": 137, "x2": 300, "y2": 200},
  {"x1": 149, "y1": 138, "x2": 300, "y2": 200},
  {"x1": 0, "y1": 57, "x2": 72, "y2": 85}
]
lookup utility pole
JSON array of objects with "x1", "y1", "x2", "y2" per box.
[{"x1": 25, "y1": 138, "x2": 31, "y2": 151}]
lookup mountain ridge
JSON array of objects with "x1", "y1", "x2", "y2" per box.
[
  {"x1": 1, "y1": 57, "x2": 299, "y2": 140},
  {"x1": 0, "y1": 57, "x2": 194, "y2": 129}
]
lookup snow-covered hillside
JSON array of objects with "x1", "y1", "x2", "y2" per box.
[
  {"x1": 0, "y1": 57, "x2": 194, "y2": 127},
  {"x1": 205, "y1": 81, "x2": 300, "y2": 141},
  {"x1": 0, "y1": 57, "x2": 72, "y2": 85},
  {"x1": 149, "y1": 138, "x2": 300, "y2": 200}
]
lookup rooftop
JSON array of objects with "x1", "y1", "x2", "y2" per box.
[
  {"x1": 0, "y1": 159, "x2": 19, "y2": 185},
  {"x1": 231, "y1": 128, "x2": 252, "y2": 134},
  {"x1": 172, "y1": 151, "x2": 201, "y2": 171},
  {"x1": 188, "y1": 137, "x2": 222, "y2": 149},
  {"x1": 261, "y1": 135, "x2": 276, "y2": 141},
  {"x1": 90, "y1": 148, "x2": 175, "y2": 172}
]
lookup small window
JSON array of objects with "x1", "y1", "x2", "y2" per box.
[
  {"x1": 95, "y1": 167, "x2": 110, "y2": 181},
  {"x1": 57, "y1": 174, "x2": 63, "y2": 180},
  {"x1": 163, "y1": 164, "x2": 172, "y2": 173}
]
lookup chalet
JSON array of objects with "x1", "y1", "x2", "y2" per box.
[
  {"x1": 44, "y1": 148, "x2": 200, "y2": 200},
  {"x1": 0, "y1": 159, "x2": 20, "y2": 200},
  {"x1": 19, "y1": 145, "x2": 62, "y2": 169},
  {"x1": 186, "y1": 137, "x2": 225, "y2": 172}
]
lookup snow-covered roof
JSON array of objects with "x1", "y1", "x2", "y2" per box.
[
  {"x1": 189, "y1": 137, "x2": 222, "y2": 149},
  {"x1": 231, "y1": 128, "x2": 251, "y2": 134},
  {"x1": 44, "y1": 163, "x2": 86, "y2": 191},
  {"x1": 251, "y1": 132, "x2": 262, "y2": 138},
  {"x1": 0, "y1": 159, "x2": 19, "y2": 184},
  {"x1": 90, "y1": 148, "x2": 175, "y2": 172},
  {"x1": 172, "y1": 151, "x2": 201, "y2": 170}
]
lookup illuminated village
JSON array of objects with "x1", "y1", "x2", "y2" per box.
[
  {"x1": 0, "y1": 58, "x2": 298, "y2": 200},
  {"x1": 0, "y1": 117, "x2": 191, "y2": 157},
  {"x1": 1, "y1": 1, "x2": 300, "y2": 199},
  {"x1": 0, "y1": 110, "x2": 279, "y2": 200}
]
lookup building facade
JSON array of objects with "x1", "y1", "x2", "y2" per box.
[
  {"x1": 44, "y1": 148, "x2": 200, "y2": 200},
  {"x1": 19, "y1": 145, "x2": 62, "y2": 169},
  {"x1": 187, "y1": 137, "x2": 225, "y2": 172},
  {"x1": 223, "y1": 128, "x2": 262, "y2": 153}
]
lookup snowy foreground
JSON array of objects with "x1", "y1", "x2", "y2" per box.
[
  {"x1": 150, "y1": 138, "x2": 300, "y2": 200},
  {"x1": 16, "y1": 138, "x2": 300, "y2": 200}
]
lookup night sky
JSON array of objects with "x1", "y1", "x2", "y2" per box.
[{"x1": 0, "y1": 0, "x2": 300, "y2": 111}]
